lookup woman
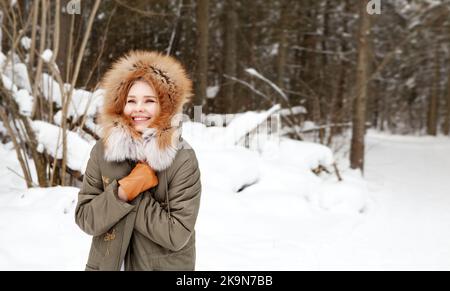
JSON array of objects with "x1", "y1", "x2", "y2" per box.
[{"x1": 75, "y1": 50, "x2": 201, "y2": 271}]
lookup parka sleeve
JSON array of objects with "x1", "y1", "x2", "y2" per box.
[
  {"x1": 75, "y1": 142, "x2": 135, "y2": 236},
  {"x1": 134, "y1": 151, "x2": 201, "y2": 251}
]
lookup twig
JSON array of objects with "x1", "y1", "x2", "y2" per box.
[
  {"x1": 0, "y1": 107, "x2": 33, "y2": 188},
  {"x1": 223, "y1": 74, "x2": 271, "y2": 102},
  {"x1": 333, "y1": 162, "x2": 343, "y2": 182},
  {"x1": 166, "y1": 0, "x2": 183, "y2": 55},
  {"x1": 7, "y1": 167, "x2": 38, "y2": 187},
  {"x1": 226, "y1": 72, "x2": 304, "y2": 140},
  {"x1": 114, "y1": 0, "x2": 174, "y2": 17}
]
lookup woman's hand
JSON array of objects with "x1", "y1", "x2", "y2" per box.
[
  {"x1": 118, "y1": 163, "x2": 158, "y2": 201},
  {"x1": 118, "y1": 186, "x2": 128, "y2": 202}
]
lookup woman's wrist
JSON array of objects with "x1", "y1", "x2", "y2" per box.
[{"x1": 118, "y1": 186, "x2": 128, "y2": 202}]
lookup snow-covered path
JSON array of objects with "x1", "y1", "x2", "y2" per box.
[
  {"x1": 195, "y1": 132, "x2": 450, "y2": 270},
  {"x1": 310, "y1": 132, "x2": 450, "y2": 270}
]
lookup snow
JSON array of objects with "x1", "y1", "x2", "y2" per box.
[
  {"x1": 301, "y1": 120, "x2": 317, "y2": 131},
  {"x1": 32, "y1": 121, "x2": 94, "y2": 173},
  {"x1": 263, "y1": 138, "x2": 334, "y2": 171},
  {"x1": 206, "y1": 86, "x2": 219, "y2": 99},
  {"x1": 2, "y1": 62, "x2": 32, "y2": 92},
  {"x1": 280, "y1": 106, "x2": 307, "y2": 116},
  {"x1": 188, "y1": 105, "x2": 281, "y2": 148},
  {"x1": 318, "y1": 169, "x2": 369, "y2": 214},
  {"x1": 41, "y1": 73, "x2": 104, "y2": 119},
  {"x1": 245, "y1": 68, "x2": 288, "y2": 101},
  {"x1": 0, "y1": 121, "x2": 5, "y2": 136},
  {"x1": 1, "y1": 74, "x2": 17, "y2": 92},
  {"x1": 203, "y1": 113, "x2": 230, "y2": 127},
  {"x1": 0, "y1": 52, "x2": 6, "y2": 68},
  {"x1": 21, "y1": 37, "x2": 31, "y2": 50},
  {"x1": 406, "y1": 77, "x2": 415, "y2": 89},
  {"x1": 70, "y1": 88, "x2": 104, "y2": 118},
  {"x1": 1, "y1": 126, "x2": 450, "y2": 270},
  {"x1": 14, "y1": 89, "x2": 33, "y2": 116},
  {"x1": 196, "y1": 147, "x2": 261, "y2": 193},
  {"x1": 223, "y1": 104, "x2": 281, "y2": 145},
  {"x1": 40, "y1": 73, "x2": 62, "y2": 105},
  {"x1": 41, "y1": 49, "x2": 53, "y2": 63},
  {"x1": 270, "y1": 43, "x2": 279, "y2": 56},
  {"x1": 0, "y1": 185, "x2": 90, "y2": 270},
  {"x1": 83, "y1": 117, "x2": 101, "y2": 138}
]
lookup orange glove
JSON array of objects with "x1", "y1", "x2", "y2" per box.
[{"x1": 118, "y1": 163, "x2": 158, "y2": 201}]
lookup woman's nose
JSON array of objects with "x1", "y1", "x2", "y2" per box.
[{"x1": 135, "y1": 102, "x2": 145, "y2": 111}]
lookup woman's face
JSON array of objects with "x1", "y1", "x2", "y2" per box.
[{"x1": 123, "y1": 80, "x2": 159, "y2": 133}]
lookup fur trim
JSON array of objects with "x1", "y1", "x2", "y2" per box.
[
  {"x1": 103, "y1": 125, "x2": 181, "y2": 171},
  {"x1": 98, "y1": 50, "x2": 192, "y2": 170}
]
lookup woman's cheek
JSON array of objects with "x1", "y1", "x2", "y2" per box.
[
  {"x1": 123, "y1": 104, "x2": 133, "y2": 116},
  {"x1": 152, "y1": 103, "x2": 160, "y2": 117}
]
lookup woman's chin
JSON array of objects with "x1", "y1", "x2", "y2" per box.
[
  {"x1": 132, "y1": 125, "x2": 143, "y2": 133},
  {"x1": 133, "y1": 124, "x2": 152, "y2": 133}
]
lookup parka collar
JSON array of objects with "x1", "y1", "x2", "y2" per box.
[
  {"x1": 101, "y1": 118, "x2": 182, "y2": 171},
  {"x1": 98, "y1": 50, "x2": 192, "y2": 171}
]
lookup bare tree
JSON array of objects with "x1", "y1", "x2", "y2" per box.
[
  {"x1": 194, "y1": 0, "x2": 209, "y2": 114},
  {"x1": 445, "y1": 64, "x2": 450, "y2": 135},
  {"x1": 220, "y1": 0, "x2": 237, "y2": 113},
  {"x1": 427, "y1": 43, "x2": 440, "y2": 136},
  {"x1": 275, "y1": 0, "x2": 291, "y2": 88},
  {"x1": 350, "y1": 0, "x2": 372, "y2": 173}
]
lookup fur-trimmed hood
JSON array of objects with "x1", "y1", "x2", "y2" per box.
[{"x1": 98, "y1": 50, "x2": 193, "y2": 171}]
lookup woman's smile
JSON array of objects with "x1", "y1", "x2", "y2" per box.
[{"x1": 132, "y1": 116, "x2": 151, "y2": 123}]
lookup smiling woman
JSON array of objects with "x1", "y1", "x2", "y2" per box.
[
  {"x1": 124, "y1": 79, "x2": 160, "y2": 133},
  {"x1": 75, "y1": 50, "x2": 201, "y2": 271}
]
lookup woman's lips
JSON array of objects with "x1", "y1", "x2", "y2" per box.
[{"x1": 132, "y1": 116, "x2": 151, "y2": 123}]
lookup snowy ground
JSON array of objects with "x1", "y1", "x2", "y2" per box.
[{"x1": 0, "y1": 130, "x2": 449, "y2": 270}]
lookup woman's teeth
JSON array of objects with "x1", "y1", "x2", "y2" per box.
[{"x1": 133, "y1": 117, "x2": 150, "y2": 121}]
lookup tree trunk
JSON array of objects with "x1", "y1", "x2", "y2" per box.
[
  {"x1": 194, "y1": 0, "x2": 209, "y2": 115},
  {"x1": 318, "y1": 0, "x2": 330, "y2": 144},
  {"x1": 329, "y1": 0, "x2": 349, "y2": 143},
  {"x1": 246, "y1": 1, "x2": 258, "y2": 110},
  {"x1": 57, "y1": 0, "x2": 71, "y2": 82},
  {"x1": 427, "y1": 44, "x2": 440, "y2": 136},
  {"x1": 444, "y1": 65, "x2": 450, "y2": 135},
  {"x1": 276, "y1": 0, "x2": 290, "y2": 88},
  {"x1": 350, "y1": 1, "x2": 372, "y2": 173},
  {"x1": 220, "y1": 0, "x2": 237, "y2": 114}
]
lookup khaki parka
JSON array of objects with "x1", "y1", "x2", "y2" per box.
[{"x1": 75, "y1": 50, "x2": 201, "y2": 271}]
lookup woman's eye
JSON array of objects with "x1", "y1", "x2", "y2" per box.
[
  {"x1": 127, "y1": 100, "x2": 135, "y2": 103},
  {"x1": 146, "y1": 100, "x2": 155, "y2": 103}
]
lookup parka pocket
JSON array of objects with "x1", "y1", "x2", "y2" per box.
[{"x1": 93, "y1": 228, "x2": 116, "y2": 257}]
